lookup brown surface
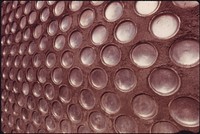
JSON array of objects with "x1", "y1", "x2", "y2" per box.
[{"x1": 1, "y1": 1, "x2": 199, "y2": 133}]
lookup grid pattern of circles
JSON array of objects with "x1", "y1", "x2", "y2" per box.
[{"x1": 1, "y1": 1, "x2": 199, "y2": 133}]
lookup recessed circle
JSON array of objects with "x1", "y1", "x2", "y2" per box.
[
  {"x1": 38, "y1": 129, "x2": 46, "y2": 133},
  {"x1": 150, "y1": 13, "x2": 180, "y2": 39},
  {"x1": 54, "y1": 34, "x2": 65, "y2": 51},
  {"x1": 148, "y1": 67, "x2": 181, "y2": 96},
  {"x1": 61, "y1": 51, "x2": 74, "y2": 69},
  {"x1": 132, "y1": 94, "x2": 158, "y2": 119},
  {"x1": 1, "y1": 36, "x2": 6, "y2": 46},
  {"x1": 27, "y1": 96, "x2": 35, "y2": 110},
  {"x1": 38, "y1": 98, "x2": 49, "y2": 114},
  {"x1": 51, "y1": 67, "x2": 63, "y2": 85},
  {"x1": 28, "y1": 42, "x2": 37, "y2": 55},
  {"x1": 89, "y1": 68, "x2": 108, "y2": 90},
  {"x1": 69, "y1": 67, "x2": 83, "y2": 87},
  {"x1": 20, "y1": 16, "x2": 26, "y2": 29},
  {"x1": 54, "y1": 1, "x2": 65, "y2": 16},
  {"x1": 59, "y1": 85, "x2": 71, "y2": 104},
  {"x1": 26, "y1": 68, "x2": 36, "y2": 82},
  {"x1": 6, "y1": 56, "x2": 13, "y2": 67},
  {"x1": 32, "y1": 82, "x2": 42, "y2": 97},
  {"x1": 45, "y1": 116, "x2": 56, "y2": 132},
  {"x1": 90, "y1": 1, "x2": 104, "y2": 6},
  {"x1": 68, "y1": 104, "x2": 82, "y2": 123},
  {"x1": 52, "y1": 101, "x2": 63, "y2": 119},
  {"x1": 91, "y1": 25, "x2": 108, "y2": 46},
  {"x1": 169, "y1": 97, "x2": 199, "y2": 127},
  {"x1": 46, "y1": 52, "x2": 56, "y2": 68},
  {"x1": 9, "y1": 68, "x2": 16, "y2": 81},
  {"x1": 28, "y1": 11, "x2": 37, "y2": 24},
  {"x1": 22, "y1": 82, "x2": 29, "y2": 96},
  {"x1": 15, "y1": 31, "x2": 22, "y2": 43},
  {"x1": 6, "y1": 2, "x2": 12, "y2": 12},
  {"x1": 130, "y1": 43, "x2": 158, "y2": 68},
  {"x1": 80, "y1": 47, "x2": 96, "y2": 66},
  {"x1": 26, "y1": 123, "x2": 36, "y2": 133},
  {"x1": 17, "y1": 93, "x2": 26, "y2": 107},
  {"x1": 47, "y1": 1, "x2": 56, "y2": 5},
  {"x1": 35, "y1": 1, "x2": 45, "y2": 10},
  {"x1": 4, "y1": 101, "x2": 11, "y2": 113},
  {"x1": 105, "y1": 2, "x2": 123, "y2": 22},
  {"x1": 24, "y1": 2, "x2": 32, "y2": 15},
  {"x1": 169, "y1": 39, "x2": 199, "y2": 68},
  {"x1": 1, "y1": 90, "x2": 8, "y2": 101},
  {"x1": 8, "y1": 92, "x2": 15, "y2": 104},
  {"x1": 48, "y1": 20, "x2": 58, "y2": 36},
  {"x1": 21, "y1": 108, "x2": 29, "y2": 121},
  {"x1": 16, "y1": 118, "x2": 25, "y2": 131},
  {"x1": 23, "y1": 28, "x2": 31, "y2": 41},
  {"x1": 78, "y1": 125, "x2": 93, "y2": 133},
  {"x1": 135, "y1": 1, "x2": 160, "y2": 16},
  {"x1": 13, "y1": 103, "x2": 20, "y2": 116},
  {"x1": 69, "y1": 1, "x2": 83, "y2": 11},
  {"x1": 40, "y1": 7, "x2": 50, "y2": 22},
  {"x1": 19, "y1": 42, "x2": 27, "y2": 55},
  {"x1": 2, "y1": 125, "x2": 9, "y2": 133},
  {"x1": 79, "y1": 9, "x2": 95, "y2": 28},
  {"x1": 33, "y1": 53, "x2": 42, "y2": 68},
  {"x1": 79, "y1": 89, "x2": 95, "y2": 110},
  {"x1": 151, "y1": 121, "x2": 179, "y2": 133},
  {"x1": 8, "y1": 114, "x2": 15, "y2": 127},
  {"x1": 89, "y1": 111, "x2": 107, "y2": 132},
  {"x1": 39, "y1": 36, "x2": 49, "y2": 51},
  {"x1": 115, "y1": 21, "x2": 137, "y2": 43},
  {"x1": 101, "y1": 44, "x2": 121, "y2": 67},
  {"x1": 60, "y1": 120, "x2": 72, "y2": 133},
  {"x1": 33, "y1": 24, "x2": 42, "y2": 39},
  {"x1": 44, "y1": 84, "x2": 55, "y2": 100},
  {"x1": 9, "y1": 11, "x2": 15, "y2": 23},
  {"x1": 115, "y1": 115, "x2": 138, "y2": 133},
  {"x1": 2, "y1": 15, "x2": 7, "y2": 26},
  {"x1": 114, "y1": 68, "x2": 137, "y2": 92},
  {"x1": 22, "y1": 55, "x2": 30, "y2": 68},
  {"x1": 7, "y1": 34, "x2": 13, "y2": 45},
  {"x1": 69, "y1": 31, "x2": 83, "y2": 49},
  {"x1": 172, "y1": 1, "x2": 199, "y2": 8},
  {"x1": 11, "y1": 22, "x2": 17, "y2": 33},
  {"x1": 16, "y1": 7, "x2": 22, "y2": 19},
  {"x1": 12, "y1": 1, "x2": 18, "y2": 9},
  {"x1": 101, "y1": 92, "x2": 121, "y2": 114},
  {"x1": 60, "y1": 15, "x2": 72, "y2": 32},
  {"x1": 37, "y1": 68, "x2": 47, "y2": 84}
]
